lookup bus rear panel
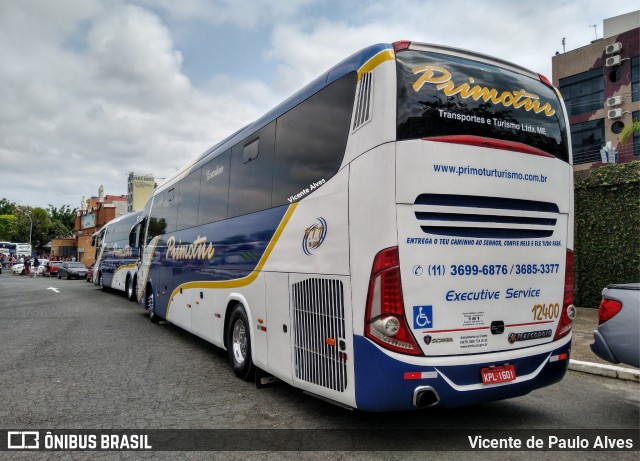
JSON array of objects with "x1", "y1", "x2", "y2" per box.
[{"x1": 355, "y1": 43, "x2": 573, "y2": 410}]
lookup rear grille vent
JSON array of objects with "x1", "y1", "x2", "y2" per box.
[
  {"x1": 414, "y1": 194, "x2": 559, "y2": 239},
  {"x1": 292, "y1": 278, "x2": 347, "y2": 392},
  {"x1": 352, "y1": 72, "x2": 373, "y2": 131}
]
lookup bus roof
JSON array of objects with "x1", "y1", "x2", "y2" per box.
[{"x1": 156, "y1": 42, "x2": 394, "y2": 193}]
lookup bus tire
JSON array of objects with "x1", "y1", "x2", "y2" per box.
[
  {"x1": 147, "y1": 287, "x2": 159, "y2": 324},
  {"x1": 127, "y1": 276, "x2": 136, "y2": 301},
  {"x1": 226, "y1": 304, "x2": 255, "y2": 381}
]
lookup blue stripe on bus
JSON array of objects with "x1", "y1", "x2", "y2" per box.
[{"x1": 149, "y1": 206, "x2": 291, "y2": 317}]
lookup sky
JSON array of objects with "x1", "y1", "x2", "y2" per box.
[{"x1": 1, "y1": 0, "x2": 637, "y2": 210}]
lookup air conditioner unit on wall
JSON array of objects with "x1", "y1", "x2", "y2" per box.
[
  {"x1": 605, "y1": 42, "x2": 622, "y2": 55},
  {"x1": 607, "y1": 108, "x2": 623, "y2": 119},
  {"x1": 607, "y1": 96, "x2": 623, "y2": 107},
  {"x1": 606, "y1": 55, "x2": 621, "y2": 67}
]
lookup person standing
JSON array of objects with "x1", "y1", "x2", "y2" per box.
[
  {"x1": 32, "y1": 256, "x2": 40, "y2": 277},
  {"x1": 24, "y1": 257, "x2": 31, "y2": 276}
]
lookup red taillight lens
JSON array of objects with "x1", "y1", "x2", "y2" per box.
[
  {"x1": 554, "y1": 249, "x2": 575, "y2": 340},
  {"x1": 598, "y1": 298, "x2": 622, "y2": 325},
  {"x1": 365, "y1": 247, "x2": 422, "y2": 356},
  {"x1": 393, "y1": 41, "x2": 411, "y2": 52},
  {"x1": 538, "y1": 73, "x2": 553, "y2": 88}
]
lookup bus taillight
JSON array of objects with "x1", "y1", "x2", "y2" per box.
[
  {"x1": 365, "y1": 247, "x2": 422, "y2": 355},
  {"x1": 554, "y1": 249, "x2": 576, "y2": 340},
  {"x1": 393, "y1": 41, "x2": 411, "y2": 52}
]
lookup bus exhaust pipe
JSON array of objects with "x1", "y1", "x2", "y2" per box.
[{"x1": 413, "y1": 387, "x2": 440, "y2": 408}]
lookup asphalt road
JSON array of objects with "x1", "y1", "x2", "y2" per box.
[{"x1": 0, "y1": 272, "x2": 638, "y2": 460}]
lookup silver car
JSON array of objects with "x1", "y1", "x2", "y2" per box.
[{"x1": 591, "y1": 283, "x2": 640, "y2": 368}]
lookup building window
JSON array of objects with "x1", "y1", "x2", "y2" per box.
[
  {"x1": 632, "y1": 57, "x2": 639, "y2": 102},
  {"x1": 559, "y1": 68, "x2": 604, "y2": 116},
  {"x1": 571, "y1": 119, "x2": 605, "y2": 164}
]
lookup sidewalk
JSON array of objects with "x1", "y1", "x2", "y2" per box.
[{"x1": 569, "y1": 306, "x2": 639, "y2": 382}]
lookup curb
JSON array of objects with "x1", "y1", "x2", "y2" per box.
[{"x1": 569, "y1": 359, "x2": 640, "y2": 382}]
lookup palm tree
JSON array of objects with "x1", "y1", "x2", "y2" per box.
[{"x1": 619, "y1": 118, "x2": 640, "y2": 146}]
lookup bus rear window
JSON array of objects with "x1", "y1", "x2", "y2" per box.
[{"x1": 396, "y1": 50, "x2": 569, "y2": 162}]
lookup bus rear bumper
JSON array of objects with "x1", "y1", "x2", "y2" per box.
[{"x1": 353, "y1": 335, "x2": 571, "y2": 411}]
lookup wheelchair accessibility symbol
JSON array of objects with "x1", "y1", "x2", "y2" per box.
[{"x1": 413, "y1": 305, "x2": 433, "y2": 329}]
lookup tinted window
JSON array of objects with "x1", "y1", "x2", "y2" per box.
[
  {"x1": 228, "y1": 123, "x2": 275, "y2": 217},
  {"x1": 571, "y1": 119, "x2": 604, "y2": 165},
  {"x1": 559, "y1": 68, "x2": 604, "y2": 115},
  {"x1": 199, "y1": 150, "x2": 231, "y2": 224},
  {"x1": 272, "y1": 73, "x2": 356, "y2": 206},
  {"x1": 147, "y1": 194, "x2": 166, "y2": 244},
  {"x1": 161, "y1": 188, "x2": 178, "y2": 234},
  {"x1": 397, "y1": 50, "x2": 569, "y2": 162},
  {"x1": 177, "y1": 168, "x2": 201, "y2": 230}
]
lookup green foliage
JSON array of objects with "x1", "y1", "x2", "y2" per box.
[
  {"x1": 0, "y1": 198, "x2": 16, "y2": 215},
  {"x1": 574, "y1": 161, "x2": 640, "y2": 307},
  {"x1": 47, "y1": 204, "x2": 77, "y2": 234},
  {"x1": 619, "y1": 118, "x2": 640, "y2": 146},
  {"x1": 0, "y1": 199, "x2": 79, "y2": 253},
  {"x1": 0, "y1": 214, "x2": 17, "y2": 240}
]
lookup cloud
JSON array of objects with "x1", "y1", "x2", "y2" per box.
[
  {"x1": 0, "y1": 1, "x2": 266, "y2": 208},
  {"x1": 0, "y1": 0, "x2": 637, "y2": 210}
]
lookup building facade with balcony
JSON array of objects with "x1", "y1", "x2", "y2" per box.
[{"x1": 552, "y1": 11, "x2": 640, "y2": 169}]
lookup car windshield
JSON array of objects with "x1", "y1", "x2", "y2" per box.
[{"x1": 69, "y1": 263, "x2": 86, "y2": 268}]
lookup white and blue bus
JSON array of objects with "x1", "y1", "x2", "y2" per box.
[
  {"x1": 92, "y1": 211, "x2": 143, "y2": 300},
  {"x1": 131, "y1": 41, "x2": 574, "y2": 411}
]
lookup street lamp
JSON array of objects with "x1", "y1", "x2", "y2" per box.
[{"x1": 16, "y1": 206, "x2": 33, "y2": 253}]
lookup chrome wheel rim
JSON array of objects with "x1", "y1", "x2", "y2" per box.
[
  {"x1": 231, "y1": 319, "x2": 247, "y2": 365},
  {"x1": 147, "y1": 292, "x2": 154, "y2": 315}
]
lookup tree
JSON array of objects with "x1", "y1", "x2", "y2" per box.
[
  {"x1": 0, "y1": 198, "x2": 16, "y2": 215},
  {"x1": 619, "y1": 118, "x2": 640, "y2": 146},
  {"x1": 0, "y1": 215, "x2": 17, "y2": 240},
  {"x1": 47, "y1": 204, "x2": 77, "y2": 234}
]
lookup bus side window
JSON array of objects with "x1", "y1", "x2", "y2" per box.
[
  {"x1": 177, "y1": 168, "x2": 201, "y2": 231},
  {"x1": 272, "y1": 72, "x2": 356, "y2": 206},
  {"x1": 228, "y1": 121, "x2": 275, "y2": 218},
  {"x1": 163, "y1": 187, "x2": 178, "y2": 234},
  {"x1": 147, "y1": 194, "x2": 165, "y2": 244},
  {"x1": 198, "y1": 151, "x2": 230, "y2": 225}
]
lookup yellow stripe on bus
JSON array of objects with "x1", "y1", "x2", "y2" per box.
[{"x1": 358, "y1": 49, "x2": 395, "y2": 81}]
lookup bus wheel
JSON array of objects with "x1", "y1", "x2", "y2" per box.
[
  {"x1": 226, "y1": 304, "x2": 255, "y2": 381},
  {"x1": 127, "y1": 277, "x2": 136, "y2": 301},
  {"x1": 147, "y1": 289, "x2": 159, "y2": 324}
]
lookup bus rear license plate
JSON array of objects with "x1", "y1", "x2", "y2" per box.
[{"x1": 481, "y1": 365, "x2": 516, "y2": 385}]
